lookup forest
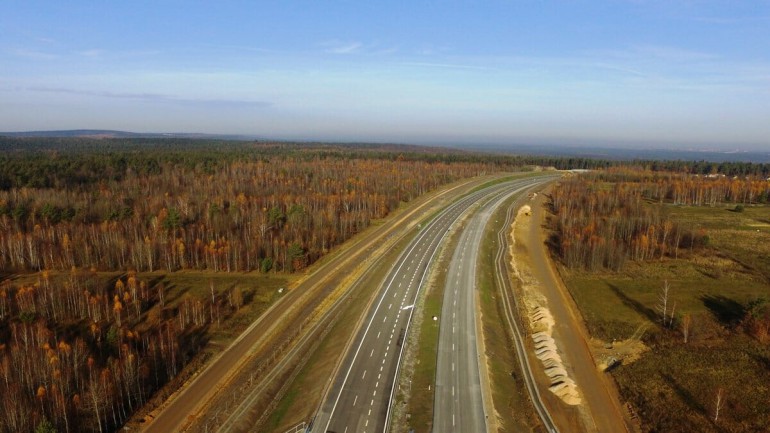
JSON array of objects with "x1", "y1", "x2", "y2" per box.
[
  {"x1": 0, "y1": 138, "x2": 533, "y2": 433},
  {"x1": 548, "y1": 168, "x2": 770, "y2": 271},
  {"x1": 2, "y1": 137, "x2": 769, "y2": 432}
]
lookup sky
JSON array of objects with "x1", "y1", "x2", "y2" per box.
[{"x1": 1, "y1": 1, "x2": 769, "y2": 150}]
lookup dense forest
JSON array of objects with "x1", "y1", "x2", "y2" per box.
[
  {"x1": 0, "y1": 143, "x2": 511, "y2": 273},
  {"x1": 548, "y1": 168, "x2": 770, "y2": 271},
  {"x1": 2, "y1": 138, "x2": 769, "y2": 432},
  {"x1": 0, "y1": 269, "x2": 213, "y2": 433},
  {"x1": 0, "y1": 138, "x2": 539, "y2": 432}
]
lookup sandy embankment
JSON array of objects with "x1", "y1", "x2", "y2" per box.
[{"x1": 509, "y1": 205, "x2": 582, "y2": 406}]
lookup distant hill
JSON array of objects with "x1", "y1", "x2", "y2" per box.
[
  {"x1": 0, "y1": 129, "x2": 260, "y2": 140},
  {"x1": 3, "y1": 130, "x2": 768, "y2": 163}
]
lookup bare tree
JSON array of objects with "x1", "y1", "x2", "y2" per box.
[
  {"x1": 714, "y1": 387, "x2": 725, "y2": 422},
  {"x1": 657, "y1": 280, "x2": 671, "y2": 327}
]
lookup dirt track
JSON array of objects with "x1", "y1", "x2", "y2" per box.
[{"x1": 515, "y1": 191, "x2": 631, "y2": 433}]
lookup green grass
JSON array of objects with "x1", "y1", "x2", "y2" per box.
[
  {"x1": 150, "y1": 270, "x2": 291, "y2": 336},
  {"x1": 557, "y1": 203, "x2": 770, "y2": 433}
]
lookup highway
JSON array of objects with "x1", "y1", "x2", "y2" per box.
[
  {"x1": 433, "y1": 182, "x2": 548, "y2": 432},
  {"x1": 141, "y1": 177, "x2": 490, "y2": 433},
  {"x1": 312, "y1": 176, "x2": 551, "y2": 433}
]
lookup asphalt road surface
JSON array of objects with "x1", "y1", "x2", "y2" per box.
[
  {"x1": 312, "y1": 177, "x2": 551, "y2": 433},
  {"x1": 433, "y1": 181, "x2": 548, "y2": 432},
  {"x1": 141, "y1": 177, "x2": 489, "y2": 433}
]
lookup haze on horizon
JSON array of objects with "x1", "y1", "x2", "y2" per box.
[{"x1": 1, "y1": 1, "x2": 769, "y2": 151}]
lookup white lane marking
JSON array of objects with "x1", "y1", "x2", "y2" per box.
[
  {"x1": 383, "y1": 316, "x2": 387, "y2": 323},
  {"x1": 378, "y1": 373, "x2": 381, "y2": 379},
  {"x1": 373, "y1": 389, "x2": 377, "y2": 397},
  {"x1": 353, "y1": 395, "x2": 358, "y2": 406},
  {"x1": 388, "y1": 303, "x2": 392, "y2": 310},
  {"x1": 377, "y1": 331, "x2": 381, "y2": 339},
  {"x1": 452, "y1": 386, "x2": 455, "y2": 396},
  {"x1": 375, "y1": 381, "x2": 379, "y2": 388},
  {"x1": 362, "y1": 370, "x2": 366, "y2": 379},
  {"x1": 453, "y1": 414, "x2": 456, "y2": 426},
  {"x1": 370, "y1": 349, "x2": 374, "y2": 357}
]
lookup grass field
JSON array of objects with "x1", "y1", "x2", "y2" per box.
[{"x1": 557, "y1": 203, "x2": 770, "y2": 432}]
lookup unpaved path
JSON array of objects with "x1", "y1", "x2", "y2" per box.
[{"x1": 518, "y1": 191, "x2": 630, "y2": 433}]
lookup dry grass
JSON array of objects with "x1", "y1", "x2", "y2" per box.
[
  {"x1": 478, "y1": 197, "x2": 541, "y2": 432},
  {"x1": 558, "y1": 203, "x2": 770, "y2": 433}
]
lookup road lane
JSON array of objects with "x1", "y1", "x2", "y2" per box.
[
  {"x1": 141, "y1": 177, "x2": 489, "y2": 433},
  {"x1": 434, "y1": 181, "x2": 550, "y2": 433},
  {"x1": 312, "y1": 176, "x2": 552, "y2": 433}
]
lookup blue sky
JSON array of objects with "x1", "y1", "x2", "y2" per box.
[{"x1": 1, "y1": 1, "x2": 769, "y2": 150}]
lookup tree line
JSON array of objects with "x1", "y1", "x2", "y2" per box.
[
  {"x1": 0, "y1": 153, "x2": 498, "y2": 273},
  {"x1": 546, "y1": 170, "x2": 753, "y2": 271}
]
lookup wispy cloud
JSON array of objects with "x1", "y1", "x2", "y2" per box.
[
  {"x1": 594, "y1": 62, "x2": 648, "y2": 77},
  {"x1": 322, "y1": 41, "x2": 363, "y2": 54},
  {"x1": 401, "y1": 61, "x2": 496, "y2": 71},
  {"x1": 633, "y1": 45, "x2": 718, "y2": 62},
  {"x1": 9, "y1": 48, "x2": 58, "y2": 60},
  {"x1": 317, "y1": 40, "x2": 399, "y2": 56},
  {"x1": 26, "y1": 86, "x2": 273, "y2": 108},
  {"x1": 200, "y1": 43, "x2": 276, "y2": 54},
  {"x1": 585, "y1": 45, "x2": 718, "y2": 63}
]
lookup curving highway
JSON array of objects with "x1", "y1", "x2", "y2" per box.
[
  {"x1": 311, "y1": 176, "x2": 553, "y2": 433},
  {"x1": 433, "y1": 180, "x2": 551, "y2": 432}
]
